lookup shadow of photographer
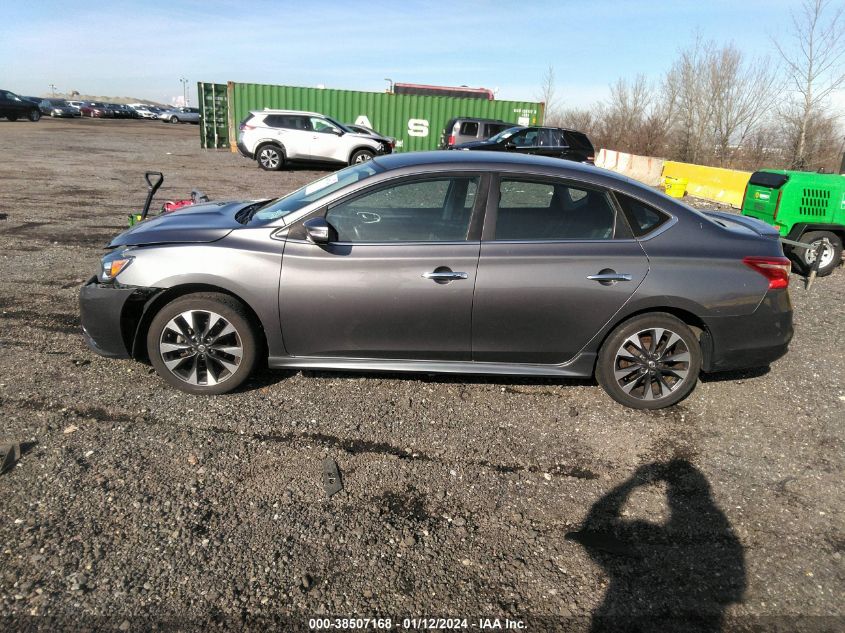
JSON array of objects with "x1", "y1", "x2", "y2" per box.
[{"x1": 567, "y1": 460, "x2": 746, "y2": 632}]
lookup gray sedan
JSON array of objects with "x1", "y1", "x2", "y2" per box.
[
  {"x1": 158, "y1": 106, "x2": 200, "y2": 124},
  {"x1": 80, "y1": 152, "x2": 793, "y2": 409}
]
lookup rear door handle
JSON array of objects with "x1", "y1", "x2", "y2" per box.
[
  {"x1": 587, "y1": 272, "x2": 632, "y2": 283},
  {"x1": 422, "y1": 271, "x2": 468, "y2": 281}
]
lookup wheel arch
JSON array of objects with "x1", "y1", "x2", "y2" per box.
[
  {"x1": 586, "y1": 304, "x2": 713, "y2": 374},
  {"x1": 786, "y1": 223, "x2": 845, "y2": 243},
  {"x1": 128, "y1": 283, "x2": 268, "y2": 361}
]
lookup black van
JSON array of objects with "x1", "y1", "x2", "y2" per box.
[
  {"x1": 450, "y1": 126, "x2": 595, "y2": 164},
  {"x1": 439, "y1": 117, "x2": 512, "y2": 149}
]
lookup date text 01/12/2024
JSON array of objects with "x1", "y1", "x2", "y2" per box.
[{"x1": 307, "y1": 617, "x2": 526, "y2": 629}]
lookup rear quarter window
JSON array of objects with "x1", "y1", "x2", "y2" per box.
[
  {"x1": 615, "y1": 193, "x2": 670, "y2": 237},
  {"x1": 459, "y1": 121, "x2": 479, "y2": 136},
  {"x1": 562, "y1": 130, "x2": 594, "y2": 152}
]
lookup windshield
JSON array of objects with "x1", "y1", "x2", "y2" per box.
[
  {"x1": 323, "y1": 115, "x2": 354, "y2": 133},
  {"x1": 488, "y1": 126, "x2": 524, "y2": 143},
  {"x1": 248, "y1": 161, "x2": 385, "y2": 225}
]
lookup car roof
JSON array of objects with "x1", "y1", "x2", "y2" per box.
[
  {"x1": 372, "y1": 150, "x2": 599, "y2": 173},
  {"x1": 252, "y1": 109, "x2": 323, "y2": 117}
]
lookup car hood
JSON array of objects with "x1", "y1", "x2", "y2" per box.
[{"x1": 108, "y1": 201, "x2": 250, "y2": 248}]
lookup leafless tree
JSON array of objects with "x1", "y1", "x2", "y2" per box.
[
  {"x1": 773, "y1": 0, "x2": 845, "y2": 167},
  {"x1": 709, "y1": 45, "x2": 780, "y2": 165},
  {"x1": 537, "y1": 65, "x2": 561, "y2": 125}
]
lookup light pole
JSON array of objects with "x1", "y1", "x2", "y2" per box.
[
  {"x1": 179, "y1": 77, "x2": 189, "y2": 106},
  {"x1": 49, "y1": 84, "x2": 57, "y2": 97},
  {"x1": 384, "y1": 78, "x2": 393, "y2": 93}
]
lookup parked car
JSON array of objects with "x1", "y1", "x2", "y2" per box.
[
  {"x1": 107, "y1": 104, "x2": 139, "y2": 119},
  {"x1": 66, "y1": 100, "x2": 86, "y2": 114},
  {"x1": 39, "y1": 99, "x2": 78, "y2": 117},
  {"x1": 452, "y1": 126, "x2": 595, "y2": 163},
  {"x1": 128, "y1": 104, "x2": 160, "y2": 119},
  {"x1": 79, "y1": 152, "x2": 793, "y2": 409},
  {"x1": 439, "y1": 117, "x2": 512, "y2": 149},
  {"x1": 0, "y1": 90, "x2": 41, "y2": 121},
  {"x1": 80, "y1": 102, "x2": 112, "y2": 118},
  {"x1": 158, "y1": 107, "x2": 200, "y2": 124},
  {"x1": 237, "y1": 110, "x2": 391, "y2": 170},
  {"x1": 344, "y1": 124, "x2": 396, "y2": 149}
]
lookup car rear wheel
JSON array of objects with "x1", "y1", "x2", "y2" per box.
[
  {"x1": 170, "y1": 115, "x2": 179, "y2": 124},
  {"x1": 147, "y1": 293, "x2": 258, "y2": 395},
  {"x1": 796, "y1": 231, "x2": 842, "y2": 277},
  {"x1": 7, "y1": 114, "x2": 18, "y2": 122},
  {"x1": 257, "y1": 145, "x2": 284, "y2": 171},
  {"x1": 596, "y1": 313, "x2": 701, "y2": 409},
  {"x1": 28, "y1": 109, "x2": 41, "y2": 122},
  {"x1": 350, "y1": 149, "x2": 374, "y2": 165}
]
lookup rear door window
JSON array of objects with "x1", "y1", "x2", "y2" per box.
[
  {"x1": 484, "y1": 123, "x2": 510, "y2": 137},
  {"x1": 495, "y1": 178, "x2": 617, "y2": 240}
]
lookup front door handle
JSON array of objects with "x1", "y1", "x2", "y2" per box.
[{"x1": 422, "y1": 271, "x2": 468, "y2": 282}]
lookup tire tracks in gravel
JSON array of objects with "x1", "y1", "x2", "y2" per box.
[{"x1": 5, "y1": 395, "x2": 605, "y2": 481}]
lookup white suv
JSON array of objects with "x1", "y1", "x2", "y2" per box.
[{"x1": 237, "y1": 110, "x2": 391, "y2": 171}]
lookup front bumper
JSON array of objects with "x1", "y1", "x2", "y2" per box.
[
  {"x1": 703, "y1": 290, "x2": 793, "y2": 372},
  {"x1": 79, "y1": 277, "x2": 161, "y2": 359}
]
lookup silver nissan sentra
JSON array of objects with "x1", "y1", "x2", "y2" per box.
[{"x1": 80, "y1": 151, "x2": 793, "y2": 409}]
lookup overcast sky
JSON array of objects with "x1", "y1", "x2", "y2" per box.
[{"x1": 0, "y1": 0, "x2": 820, "y2": 107}]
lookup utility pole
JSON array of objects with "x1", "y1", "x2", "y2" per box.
[
  {"x1": 49, "y1": 84, "x2": 57, "y2": 97},
  {"x1": 179, "y1": 77, "x2": 188, "y2": 106}
]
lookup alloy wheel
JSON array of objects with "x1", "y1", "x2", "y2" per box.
[
  {"x1": 158, "y1": 310, "x2": 243, "y2": 386},
  {"x1": 613, "y1": 327, "x2": 691, "y2": 401},
  {"x1": 259, "y1": 148, "x2": 280, "y2": 169}
]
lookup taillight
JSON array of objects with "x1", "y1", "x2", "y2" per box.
[
  {"x1": 741, "y1": 182, "x2": 749, "y2": 209},
  {"x1": 743, "y1": 256, "x2": 791, "y2": 290},
  {"x1": 447, "y1": 135, "x2": 455, "y2": 146},
  {"x1": 240, "y1": 123, "x2": 255, "y2": 131},
  {"x1": 773, "y1": 189, "x2": 783, "y2": 221}
]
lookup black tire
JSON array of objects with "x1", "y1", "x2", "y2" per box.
[
  {"x1": 7, "y1": 114, "x2": 18, "y2": 122},
  {"x1": 596, "y1": 313, "x2": 701, "y2": 410},
  {"x1": 28, "y1": 109, "x2": 41, "y2": 122},
  {"x1": 350, "y1": 149, "x2": 374, "y2": 165},
  {"x1": 170, "y1": 115, "x2": 179, "y2": 124},
  {"x1": 146, "y1": 293, "x2": 259, "y2": 395},
  {"x1": 256, "y1": 144, "x2": 285, "y2": 171},
  {"x1": 794, "y1": 231, "x2": 842, "y2": 277}
]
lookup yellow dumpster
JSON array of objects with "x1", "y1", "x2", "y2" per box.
[{"x1": 664, "y1": 176, "x2": 687, "y2": 198}]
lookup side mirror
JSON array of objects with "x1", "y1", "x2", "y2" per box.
[
  {"x1": 505, "y1": 141, "x2": 517, "y2": 150},
  {"x1": 303, "y1": 217, "x2": 334, "y2": 245}
]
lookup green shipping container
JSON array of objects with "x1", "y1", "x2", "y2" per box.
[{"x1": 199, "y1": 81, "x2": 544, "y2": 153}]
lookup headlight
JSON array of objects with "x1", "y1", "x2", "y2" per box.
[{"x1": 101, "y1": 251, "x2": 134, "y2": 281}]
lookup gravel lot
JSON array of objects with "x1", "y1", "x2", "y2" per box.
[{"x1": 1, "y1": 119, "x2": 843, "y2": 632}]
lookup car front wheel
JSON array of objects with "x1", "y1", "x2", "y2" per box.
[
  {"x1": 596, "y1": 313, "x2": 701, "y2": 409},
  {"x1": 350, "y1": 149, "x2": 374, "y2": 165},
  {"x1": 147, "y1": 293, "x2": 258, "y2": 395},
  {"x1": 170, "y1": 115, "x2": 179, "y2": 124},
  {"x1": 257, "y1": 145, "x2": 284, "y2": 171},
  {"x1": 7, "y1": 114, "x2": 18, "y2": 122}
]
